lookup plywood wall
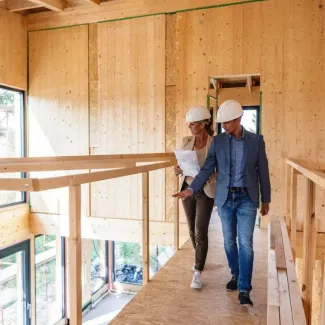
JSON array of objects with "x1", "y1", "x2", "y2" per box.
[
  {"x1": 173, "y1": 0, "x2": 325, "y2": 228},
  {"x1": 91, "y1": 16, "x2": 166, "y2": 221},
  {"x1": 0, "y1": 9, "x2": 27, "y2": 89},
  {"x1": 28, "y1": 26, "x2": 89, "y2": 215},
  {"x1": 28, "y1": 17, "x2": 166, "y2": 221},
  {"x1": 0, "y1": 204, "x2": 30, "y2": 249},
  {"x1": 27, "y1": 0, "x2": 325, "y2": 229}
]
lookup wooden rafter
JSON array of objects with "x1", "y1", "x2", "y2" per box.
[
  {"x1": 7, "y1": 0, "x2": 42, "y2": 11},
  {"x1": 28, "y1": 0, "x2": 66, "y2": 11},
  {"x1": 83, "y1": 0, "x2": 100, "y2": 5}
]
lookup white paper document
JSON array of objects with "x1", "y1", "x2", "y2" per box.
[{"x1": 174, "y1": 150, "x2": 200, "y2": 177}]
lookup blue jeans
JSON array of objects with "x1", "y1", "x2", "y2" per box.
[{"x1": 217, "y1": 191, "x2": 257, "y2": 292}]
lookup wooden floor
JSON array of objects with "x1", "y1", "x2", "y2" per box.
[{"x1": 110, "y1": 212, "x2": 268, "y2": 325}]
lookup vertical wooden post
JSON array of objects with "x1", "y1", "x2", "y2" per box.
[
  {"x1": 174, "y1": 176, "x2": 179, "y2": 252},
  {"x1": 286, "y1": 163, "x2": 292, "y2": 228},
  {"x1": 68, "y1": 185, "x2": 82, "y2": 325},
  {"x1": 108, "y1": 241, "x2": 114, "y2": 291},
  {"x1": 302, "y1": 179, "x2": 317, "y2": 325},
  {"x1": 290, "y1": 168, "x2": 298, "y2": 258},
  {"x1": 142, "y1": 172, "x2": 149, "y2": 285}
]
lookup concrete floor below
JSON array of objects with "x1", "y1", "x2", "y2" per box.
[{"x1": 82, "y1": 292, "x2": 135, "y2": 325}]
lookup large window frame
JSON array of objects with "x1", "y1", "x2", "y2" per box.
[
  {"x1": 90, "y1": 240, "x2": 108, "y2": 297},
  {"x1": 34, "y1": 235, "x2": 66, "y2": 325},
  {"x1": 0, "y1": 240, "x2": 31, "y2": 325},
  {"x1": 0, "y1": 84, "x2": 26, "y2": 208}
]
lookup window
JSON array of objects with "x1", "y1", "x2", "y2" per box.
[
  {"x1": 35, "y1": 235, "x2": 65, "y2": 325},
  {"x1": 0, "y1": 241, "x2": 31, "y2": 325},
  {"x1": 0, "y1": 86, "x2": 25, "y2": 207},
  {"x1": 114, "y1": 242, "x2": 142, "y2": 285},
  {"x1": 114, "y1": 242, "x2": 173, "y2": 284},
  {"x1": 218, "y1": 106, "x2": 260, "y2": 135},
  {"x1": 91, "y1": 240, "x2": 107, "y2": 295}
]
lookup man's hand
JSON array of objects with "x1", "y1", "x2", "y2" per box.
[
  {"x1": 174, "y1": 165, "x2": 183, "y2": 176},
  {"x1": 260, "y1": 203, "x2": 269, "y2": 216},
  {"x1": 172, "y1": 188, "x2": 193, "y2": 200}
]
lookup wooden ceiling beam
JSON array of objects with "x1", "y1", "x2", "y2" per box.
[
  {"x1": 83, "y1": 0, "x2": 100, "y2": 5},
  {"x1": 7, "y1": 0, "x2": 42, "y2": 11},
  {"x1": 28, "y1": 0, "x2": 66, "y2": 11},
  {"x1": 27, "y1": 0, "x2": 252, "y2": 31}
]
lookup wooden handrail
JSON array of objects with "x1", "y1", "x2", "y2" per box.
[
  {"x1": 284, "y1": 158, "x2": 325, "y2": 325},
  {"x1": 0, "y1": 153, "x2": 175, "y2": 172},
  {"x1": 0, "y1": 152, "x2": 179, "y2": 325},
  {"x1": 0, "y1": 159, "x2": 177, "y2": 191},
  {"x1": 287, "y1": 159, "x2": 325, "y2": 189}
]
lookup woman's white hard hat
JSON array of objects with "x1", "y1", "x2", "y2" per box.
[
  {"x1": 185, "y1": 106, "x2": 211, "y2": 123},
  {"x1": 216, "y1": 100, "x2": 244, "y2": 123}
]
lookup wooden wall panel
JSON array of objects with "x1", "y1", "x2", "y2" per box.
[
  {"x1": 28, "y1": 26, "x2": 89, "y2": 214},
  {"x1": 0, "y1": 204, "x2": 30, "y2": 249},
  {"x1": 0, "y1": 9, "x2": 27, "y2": 89},
  {"x1": 218, "y1": 87, "x2": 260, "y2": 106},
  {"x1": 30, "y1": 213, "x2": 190, "y2": 247},
  {"x1": 166, "y1": 14, "x2": 177, "y2": 87},
  {"x1": 176, "y1": 5, "x2": 263, "y2": 148},
  {"x1": 174, "y1": 0, "x2": 325, "y2": 227},
  {"x1": 165, "y1": 86, "x2": 176, "y2": 222},
  {"x1": 91, "y1": 16, "x2": 166, "y2": 221}
]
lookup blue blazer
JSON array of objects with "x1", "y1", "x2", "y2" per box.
[{"x1": 190, "y1": 129, "x2": 271, "y2": 208}]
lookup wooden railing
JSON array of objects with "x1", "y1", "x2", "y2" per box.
[
  {"x1": 268, "y1": 220, "x2": 306, "y2": 325},
  {"x1": 268, "y1": 158, "x2": 325, "y2": 325},
  {"x1": 0, "y1": 153, "x2": 178, "y2": 325}
]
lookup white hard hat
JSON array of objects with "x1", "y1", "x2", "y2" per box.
[
  {"x1": 185, "y1": 106, "x2": 211, "y2": 123},
  {"x1": 216, "y1": 100, "x2": 244, "y2": 123}
]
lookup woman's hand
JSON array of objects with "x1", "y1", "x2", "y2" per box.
[
  {"x1": 172, "y1": 188, "x2": 193, "y2": 200},
  {"x1": 174, "y1": 165, "x2": 183, "y2": 176}
]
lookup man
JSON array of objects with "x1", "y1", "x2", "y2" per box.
[{"x1": 173, "y1": 99, "x2": 271, "y2": 307}]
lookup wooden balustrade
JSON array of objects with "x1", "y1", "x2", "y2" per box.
[
  {"x1": 0, "y1": 153, "x2": 178, "y2": 325},
  {"x1": 268, "y1": 220, "x2": 306, "y2": 325},
  {"x1": 269, "y1": 158, "x2": 325, "y2": 325}
]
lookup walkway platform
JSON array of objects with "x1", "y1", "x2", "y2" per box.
[{"x1": 110, "y1": 213, "x2": 268, "y2": 325}]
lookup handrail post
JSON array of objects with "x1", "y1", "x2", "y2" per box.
[
  {"x1": 68, "y1": 185, "x2": 82, "y2": 325},
  {"x1": 174, "y1": 175, "x2": 179, "y2": 252},
  {"x1": 290, "y1": 168, "x2": 298, "y2": 259},
  {"x1": 286, "y1": 163, "x2": 292, "y2": 228},
  {"x1": 142, "y1": 172, "x2": 149, "y2": 285},
  {"x1": 302, "y1": 178, "x2": 317, "y2": 324}
]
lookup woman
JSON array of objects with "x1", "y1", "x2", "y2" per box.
[{"x1": 174, "y1": 106, "x2": 216, "y2": 289}]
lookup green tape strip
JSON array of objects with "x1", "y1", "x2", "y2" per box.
[
  {"x1": 28, "y1": 0, "x2": 266, "y2": 32},
  {"x1": 206, "y1": 95, "x2": 210, "y2": 110}
]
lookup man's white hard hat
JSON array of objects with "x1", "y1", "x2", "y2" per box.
[
  {"x1": 216, "y1": 100, "x2": 244, "y2": 123},
  {"x1": 185, "y1": 106, "x2": 211, "y2": 123}
]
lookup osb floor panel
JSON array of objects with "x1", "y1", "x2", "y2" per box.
[{"x1": 109, "y1": 212, "x2": 268, "y2": 325}]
